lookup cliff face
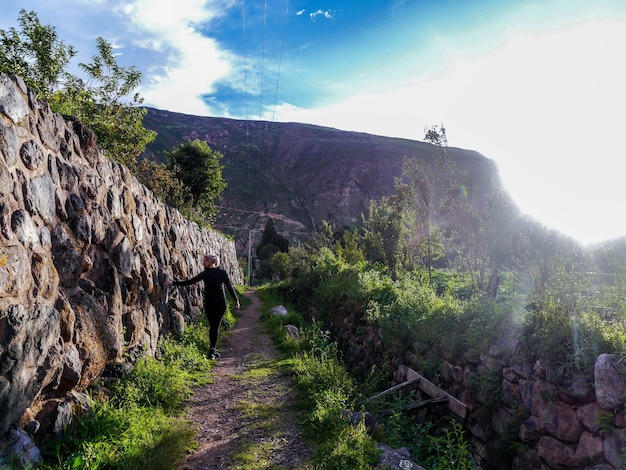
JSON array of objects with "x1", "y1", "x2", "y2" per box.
[
  {"x1": 0, "y1": 74, "x2": 242, "y2": 437},
  {"x1": 141, "y1": 108, "x2": 504, "y2": 251}
]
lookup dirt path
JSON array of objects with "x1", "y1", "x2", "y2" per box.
[{"x1": 177, "y1": 290, "x2": 311, "y2": 469}]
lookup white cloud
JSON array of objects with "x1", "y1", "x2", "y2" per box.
[
  {"x1": 272, "y1": 17, "x2": 626, "y2": 244},
  {"x1": 310, "y1": 9, "x2": 334, "y2": 21},
  {"x1": 117, "y1": 0, "x2": 237, "y2": 115}
]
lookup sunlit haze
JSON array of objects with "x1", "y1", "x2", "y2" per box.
[{"x1": 2, "y1": 0, "x2": 625, "y2": 245}]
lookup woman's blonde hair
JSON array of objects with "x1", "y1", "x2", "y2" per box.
[{"x1": 205, "y1": 253, "x2": 220, "y2": 267}]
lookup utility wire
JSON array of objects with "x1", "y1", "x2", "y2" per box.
[
  {"x1": 259, "y1": 0, "x2": 267, "y2": 120},
  {"x1": 241, "y1": 0, "x2": 290, "y2": 227},
  {"x1": 271, "y1": 0, "x2": 289, "y2": 123},
  {"x1": 242, "y1": 0, "x2": 254, "y2": 206}
]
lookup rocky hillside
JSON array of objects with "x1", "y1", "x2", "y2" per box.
[{"x1": 141, "y1": 108, "x2": 506, "y2": 251}]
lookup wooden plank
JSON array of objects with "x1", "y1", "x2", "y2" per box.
[
  {"x1": 406, "y1": 396, "x2": 449, "y2": 412},
  {"x1": 408, "y1": 368, "x2": 468, "y2": 419},
  {"x1": 366, "y1": 377, "x2": 421, "y2": 402}
]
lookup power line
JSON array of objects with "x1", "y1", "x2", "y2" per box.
[
  {"x1": 242, "y1": 0, "x2": 254, "y2": 207},
  {"x1": 259, "y1": 0, "x2": 267, "y2": 120},
  {"x1": 240, "y1": 1, "x2": 290, "y2": 205},
  {"x1": 272, "y1": 0, "x2": 289, "y2": 123},
  {"x1": 242, "y1": 0, "x2": 248, "y2": 123}
]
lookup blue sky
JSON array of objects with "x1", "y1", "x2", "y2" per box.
[{"x1": 2, "y1": 0, "x2": 626, "y2": 245}]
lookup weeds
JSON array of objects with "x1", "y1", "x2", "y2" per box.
[
  {"x1": 425, "y1": 420, "x2": 476, "y2": 470},
  {"x1": 40, "y1": 321, "x2": 212, "y2": 469},
  {"x1": 260, "y1": 285, "x2": 477, "y2": 469}
]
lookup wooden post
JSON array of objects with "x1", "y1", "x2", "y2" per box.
[
  {"x1": 409, "y1": 369, "x2": 467, "y2": 419},
  {"x1": 366, "y1": 377, "x2": 421, "y2": 402}
]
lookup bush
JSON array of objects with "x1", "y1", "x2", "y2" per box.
[
  {"x1": 517, "y1": 300, "x2": 626, "y2": 381},
  {"x1": 314, "y1": 423, "x2": 380, "y2": 470},
  {"x1": 455, "y1": 295, "x2": 519, "y2": 357},
  {"x1": 41, "y1": 327, "x2": 212, "y2": 469},
  {"x1": 358, "y1": 273, "x2": 457, "y2": 351}
]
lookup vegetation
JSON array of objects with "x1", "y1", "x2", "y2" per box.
[
  {"x1": 53, "y1": 37, "x2": 157, "y2": 166},
  {"x1": 252, "y1": 220, "x2": 626, "y2": 466},
  {"x1": 132, "y1": 140, "x2": 228, "y2": 227},
  {"x1": 0, "y1": 9, "x2": 76, "y2": 102},
  {"x1": 0, "y1": 9, "x2": 155, "y2": 165},
  {"x1": 161, "y1": 139, "x2": 227, "y2": 224},
  {"x1": 0, "y1": 10, "x2": 227, "y2": 223},
  {"x1": 257, "y1": 286, "x2": 477, "y2": 469},
  {"x1": 39, "y1": 320, "x2": 214, "y2": 470},
  {"x1": 256, "y1": 218, "x2": 290, "y2": 279}
]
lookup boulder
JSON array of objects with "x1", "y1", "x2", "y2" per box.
[
  {"x1": 595, "y1": 354, "x2": 626, "y2": 410},
  {"x1": 533, "y1": 381, "x2": 584, "y2": 442},
  {"x1": 270, "y1": 305, "x2": 288, "y2": 316},
  {"x1": 0, "y1": 427, "x2": 41, "y2": 470},
  {"x1": 285, "y1": 324, "x2": 299, "y2": 337},
  {"x1": 376, "y1": 444, "x2": 424, "y2": 470},
  {"x1": 604, "y1": 427, "x2": 626, "y2": 469}
]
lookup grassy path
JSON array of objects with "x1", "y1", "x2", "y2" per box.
[{"x1": 177, "y1": 290, "x2": 311, "y2": 469}]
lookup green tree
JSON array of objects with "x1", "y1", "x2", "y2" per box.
[
  {"x1": 166, "y1": 139, "x2": 227, "y2": 222},
  {"x1": 362, "y1": 185, "x2": 412, "y2": 276},
  {"x1": 401, "y1": 155, "x2": 440, "y2": 281},
  {"x1": 0, "y1": 9, "x2": 76, "y2": 101},
  {"x1": 53, "y1": 37, "x2": 156, "y2": 165},
  {"x1": 424, "y1": 124, "x2": 520, "y2": 297},
  {"x1": 306, "y1": 220, "x2": 337, "y2": 252},
  {"x1": 0, "y1": 11, "x2": 155, "y2": 166},
  {"x1": 335, "y1": 228, "x2": 365, "y2": 265},
  {"x1": 424, "y1": 124, "x2": 488, "y2": 290},
  {"x1": 412, "y1": 223, "x2": 445, "y2": 271},
  {"x1": 271, "y1": 251, "x2": 291, "y2": 279},
  {"x1": 257, "y1": 218, "x2": 289, "y2": 256},
  {"x1": 133, "y1": 159, "x2": 188, "y2": 209}
]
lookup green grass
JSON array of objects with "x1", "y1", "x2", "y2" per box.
[
  {"x1": 257, "y1": 284, "x2": 479, "y2": 470},
  {"x1": 226, "y1": 344, "x2": 310, "y2": 470},
  {"x1": 40, "y1": 320, "x2": 213, "y2": 470}
]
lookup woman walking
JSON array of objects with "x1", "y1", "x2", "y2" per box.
[{"x1": 165, "y1": 253, "x2": 240, "y2": 359}]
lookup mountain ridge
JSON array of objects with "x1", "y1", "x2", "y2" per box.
[{"x1": 140, "y1": 107, "x2": 506, "y2": 251}]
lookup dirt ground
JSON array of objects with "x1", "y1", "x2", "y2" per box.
[{"x1": 177, "y1": 290, "x2": 311, "y2": 469}]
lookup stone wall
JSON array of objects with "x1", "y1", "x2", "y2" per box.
[
  {"x1": 0, "y1": 73, "x2": 242, "y2": 438},
  {"x1": 320, "y1": 296, "x2": 626, "y2": 469}
]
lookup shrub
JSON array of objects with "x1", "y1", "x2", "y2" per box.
[
  {"x1": 425, "y1": 420, "x2": 476, "y2": 470},
  {"x1": 367, "y1": 394, "x2": 476, "y2": 469},
  {"x1": 456, "y1": 296, "x2": 520, "y2": 357},
  {"x1": 40, "y1": 326, "x2": 211, "y2": 469},
  {"x1": 360, "y1": 273, "x2": 457, "y2": 351},
  {"x1": 517, "y1": 300, "x2": 626, "y2": 381},
  {"x1": 314, "y1": 423, "x2": 380, "y2": 470}
]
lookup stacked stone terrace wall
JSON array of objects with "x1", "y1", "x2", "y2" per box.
[
  {"x1": 0, "y1": 73, "x2": 242, "y2": 438},
  {"x1": 316, "y1": 295, "x2": 626, "y2": 469}
]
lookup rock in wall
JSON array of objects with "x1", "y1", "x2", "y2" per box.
[
  {"x1": 301, "y1": 292, "x2": 626, "y2": 470},
  {"x1": 0, "y1": 73, "x2": 242, "y2": 437}
]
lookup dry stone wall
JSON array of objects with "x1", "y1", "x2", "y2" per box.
[
  {"x1": 0, "y1": 73, "x2": 242, "y2": 438},
  {"x1": 320, "y1": 296, "x2": 626, "y2": 470}
]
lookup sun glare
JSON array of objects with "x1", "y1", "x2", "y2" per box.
[{"x1": 425, "y1": 17, "x2": 626, "y2": 245}]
